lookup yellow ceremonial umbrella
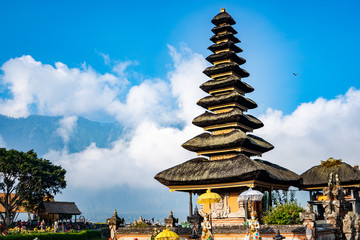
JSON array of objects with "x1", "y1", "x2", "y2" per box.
[
  {"x1": 197, "y1": 188, "x2": 221, "y2": 230},
  {"x1": 155, "y1": 228, "x2": 179, "y2": 240},
  {"x1": 197, "y1": 189, "x2": 222, "y2": 206}
]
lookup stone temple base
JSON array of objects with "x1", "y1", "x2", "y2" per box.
[
  {"x1": 114, "y1": 224, "x2": 336, "y2": 240},
  {"x1": 212, "y1": 217, "x2": 245, "y2": 226}
]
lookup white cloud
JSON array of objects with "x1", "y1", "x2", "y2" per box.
[
  {"x1": 0, "y1": 56, "x2": 128, "y2": 119},
  {"x1": 41, "y1": 45, "x2": 206, "y2": 189},
  {"x1": 3, "y1": 46, "x2": 359, "y2": 191},
  {"x1": 257, "y1": 87, "x2": 360, "y2": 174},
  {"x1": 56, "y1": 116, "x2": 78, "y2": 145}
]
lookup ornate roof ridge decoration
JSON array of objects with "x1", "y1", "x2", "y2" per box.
[{"x1": 321, "y1": 157, "x2": 342, "y2": 168}]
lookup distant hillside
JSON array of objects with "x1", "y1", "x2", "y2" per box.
[{"x1": 0, "y1": 115, "x2": 123, "y2": 155}]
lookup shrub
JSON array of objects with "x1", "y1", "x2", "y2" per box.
[
  {"x1": 0, "y1": 230, "x2": 101, "y2": 240},
  {"x1": 262, "y1": 202, "x2": 304, "y2": 225}
]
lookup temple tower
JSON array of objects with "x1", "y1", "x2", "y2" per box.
[{"x1": 155, "y1": 9, "x2": 300, "y2": 226}]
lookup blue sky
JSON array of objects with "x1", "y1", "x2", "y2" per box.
[
  {"x1": 2, "y1": 0, "x2": 360, "y2": 114},
  {"x1": 1, "y1": 0, "x2": 360, "y2": 222}
]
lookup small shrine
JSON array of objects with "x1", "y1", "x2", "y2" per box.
[
  {"x1": 300, "y1": 157, "x2": 360, "y2": 218},
  {"x1": 155, "y1": 8, "x2": 300, "y2": 226}
]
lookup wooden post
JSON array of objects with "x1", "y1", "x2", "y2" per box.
[{"x1": 189, "y1": 192, "x2": 193, "y2": 217}]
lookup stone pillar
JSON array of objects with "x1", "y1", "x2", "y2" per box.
[
  {"x1": 106, "y1": 210, "x2": 124, "y2": 240},
  {"x1": 300, "y1": 203, "x2": 316, "y2": 240},
  {"x1": 354, "y1": 213, "x2": 360, "y2": 240},
  {"x1": 343, "y1": 212, "x2": 354, "y2": 240}
]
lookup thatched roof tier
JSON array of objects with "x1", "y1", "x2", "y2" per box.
[
  {"x1": 300, "y1": 160, "x2": 360, "y2": 189},
  {"x1": 211, "y1": 10, "x2": 236, "y2": 25},
  {"x1": 154, "y1": 154, "x2": 300, "y2": 190},
  {"x1": 210, "y1": 33, "x2": 240, "y2": 44},
  {"x1": 208, "y1": 41, "x2": 243, "y2": 54},
  {"x1": 203, "y1": 62, "x2": 250, "y2": 78},
  {"x1": 181, "y1": 129, "x2": 273, "y2": 156},
  {"x1": 200, "y1": 75, "x2": 254, "y2": 94},
  {"x1": 211, "y1": 24, "x2": 238, "y2": 35},
  {"x1": 206, "y1": 51, "x2": 246, "y2": 65},
  {"x1": 197, "y1": 91, "x2": 257, "y2": 110},
  {"x1": 193, "y1": 108, "x2": 263, "y2": 131},
  {"x1": 38, "y1": 201, "x2": 81, "y2": 215}
]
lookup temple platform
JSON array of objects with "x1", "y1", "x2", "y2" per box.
[{"x1": 114, "y1": 224, "x2": 336, "y2": 240}]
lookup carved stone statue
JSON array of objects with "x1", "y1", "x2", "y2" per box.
[
  {"x1": 188, "y1": 206, "x2": 204, "y2": 232},
  {"x1": 106, "y1": 210, "x2": 125, "y2": 240},
  {"x1": 343, "y1": 213, "x2": 354, "y2": 240},
  {"x1": 322, "y1": 173, "x2": 347, "y2": 239},
  {"x1": 164, "y1": 211, "x2": 178, "y2": 227},
  {"x1": 354, "y1": 214, "x2": 360, "y2": 240}
]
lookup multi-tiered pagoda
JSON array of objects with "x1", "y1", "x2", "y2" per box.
[{"x1": 155, "y1": 9, "x2": 300, "y2": 226}]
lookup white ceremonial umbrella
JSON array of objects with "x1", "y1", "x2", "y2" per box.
[{"x1": 237, "y1": 188, "x2": 263, "y2": 202}]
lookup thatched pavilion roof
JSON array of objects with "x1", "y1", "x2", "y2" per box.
[
  {"x1": 206, "y1": 51, "x2": 246, "y2": 65},
  {"x1": 192, "y1": 108, "x2": 263, "y2": 130},
  {"x1": 154, "y1": 154, "x2": 300, "y2": 191},
  {"x1": 300, "y1": 158, "x2": 360, "y2": 189},
  {"x1": 211, "y1": 24, "x2": 238, "y2": 35},
  {"x1": 211, "y1": 10, "x2": 236, "y2": 25},
  {"x1": 210, "y1": 33, "x2": 240, "y2": 44},
  {"x1": 200, "y1": 75, "x2": 254, "y2": 94},
  {"x1": 203, "y1": 62, "x2": 249, "y2": 78},
  {"x1": 182, "y1": 129, "x2": 273, "y2": 156},
  {"x1": 208, "y1": 41, "x2": 242, "y2": 53},
  {"x1": 197, "y1": 91, "x2": 257, "y2": 110}
]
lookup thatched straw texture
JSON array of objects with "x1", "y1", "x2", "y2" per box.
[
  {"x1": 182, "y1": 129, "x2": 273, "y2": 154},
  {"x1": 211, "y1": 11, "x2": 236, "y2": 25},
  {"x1": 154, "y1": 154, "x2": 300, "y2": 187},
  {"x1": 211, "y1": 24, "x2": 238, "y2": 34},
  {"x1": 210, "y1": 33, "x2": 240, "y2": 44},
  {"x1": 208, "y1": 41, "x2": 242, "y2": 53},
  {"x1": 300, "y1": 161, "x2": 360, "y2": 188},
  {"x1": 206, "y1": 51, "x2": 246, "y2": 65},
  {"x1": 192, "y1": 108, "x2": 263, "y2": 130},
  {"x1": 197, "y1": 90, "x2": 257, "y2": 110},
  {"x1": 200, "y1": 75, "x2": 254, "y2": 94},
  {"x1": 203, "y1": 62, "x2": 249, "y2": 78}
]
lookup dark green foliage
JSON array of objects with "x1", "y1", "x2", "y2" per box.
[
  {"x1": 0, "y1": 230, "x2": 101, "y2": 240},
  {"x1": 262, "y1": 202, "x2": 304, "y2": 225},
  {"x1": 0, "y1": 148, "x2": 66, "y2": 227}
]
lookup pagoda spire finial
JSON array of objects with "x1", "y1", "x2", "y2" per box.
[{"x1": 220, "y1": 8, "x2": 226, "y2": 13}]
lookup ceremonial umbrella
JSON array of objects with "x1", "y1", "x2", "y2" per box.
[
  {"x1": 237, "y1": 188, "x2": 263, "y2": 202},
  {"x1": 197, "y1": 188, "x2": 221, "y2": 229},
  {"x1": 155, "y1": 228, "x2": 179, "y2": 240},
  {"x1": 238, "y1": 188, "x2": 263, "y2": 216},
  {"x1": 197, "y1": 189, "x2": 222, "y2": 206}
]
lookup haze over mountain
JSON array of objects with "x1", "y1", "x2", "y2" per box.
[{"x1": 0, "y1": 115, "x2": 123, "y2": 155}]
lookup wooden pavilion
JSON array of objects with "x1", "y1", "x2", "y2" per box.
[
  {"x1": 155, "y1": 8, "x2": 300, "y2": 226},
  {"x1": 37, "y1": 201, "x2": 81, "y2": 223}
]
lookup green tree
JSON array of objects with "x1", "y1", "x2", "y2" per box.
[
  {"x1": 0, "y1": 148, "x2": 66, "y2": 227},
  {"x1": 262, "y1": 202, "x2": 304, "y2": 225}
]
